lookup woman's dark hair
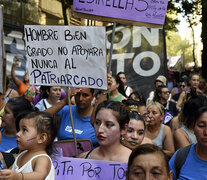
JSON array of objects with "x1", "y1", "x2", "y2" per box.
[
  {"x1": 127, "y1": 144, "x2": 170, "y2": 175},
  {"x1": 122, "y1": 99, "x2": 145, "y2": 127},
  {"x1": 95, "y1": 101, "x2": 129, "y2": 130},
  {"x1": 194, "y1": 106, "x2": 207, "y2": 126},
  {"x1": 180, "y1": 95, "x2": 207, "y2": 128},
  {"x1": 117, "y1": 71, "x2": 125, "y2": 77},
  {"x1": 114, "y1": 75, "x2": 126, "y2": 97},
  {"x1": 22, "y1": 111, "x2": 60, "y2": 155},
  {"x1": 41, "y1": 86, "x2": 52, "y2": 99},
  {"x1": 128, "y1": 91, "x2": 146, "y2": 104},
  {"x1": 7, "y1": 97, "x2": 36, "y2": 118},
  {"x1": 153, "y1": 85, "x2": 167, "y2": 102}
]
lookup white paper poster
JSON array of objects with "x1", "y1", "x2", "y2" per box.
[{"x1": 24, "y1": 25, "x2": 107, "y2": 89}]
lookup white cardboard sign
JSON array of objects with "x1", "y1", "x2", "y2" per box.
[{"x1": 24, "y1": 25, "x2": 107, "y2": 89}]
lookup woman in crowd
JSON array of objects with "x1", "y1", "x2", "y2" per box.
[
  {"x1": 35, "y1": 86, "x2": 62, "y2": 111},
  {"x1": 126, "y1": 144, "x2": 173, "y2": 180},
  {"x1": 128, "y1": 90, "x2": 146, "y2": 103},
  {"x1": 176, "y1": 72, "x2": 202, "y2": 110},
  {"x1": 169, "y1": 106, "x2": 207, "y2": 180},
  {"x1": 0, "y1": 92, "x2": 7, "y2": 127},
  {"x1": 117, "y1": 72, "x2": 133, "y2": 98},
  {"x1": 0, "y1": 97, "x2": 35, "y2": 152},
  {"x1": 145, "y1": 102, "x2": 175, "y2": 158},
  {"x1": 153, "y1": 85, "x2": 178, "y2": 126},
  {"x1": 107, "y1": 75, "x2": 127, "y2": 102},
  {"x1": 173, "y1": 94, "x2": 207, "y2": 150},
  {"x1": 79, "y1": 101, "x2": 131, "y2": 162},
  {"x1": 121, "y1": 99, "x2": 153, "y2": 150},
  {"x1": 11, "y1": 57, "x2": 36, "y2": 102}
]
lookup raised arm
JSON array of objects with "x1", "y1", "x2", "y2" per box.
[
  {"x1": 11, "y1": 57, "x2": 21, "y2": 87},
  {"x1": 90, "y1": 73, "x2": 112, "y2": 126},
  {"x1": 44, "y1": 88, "x2": 81, "y2": 115},
  {"x1": 176, "y1": 91, "x2": 186, "y2": 110}
]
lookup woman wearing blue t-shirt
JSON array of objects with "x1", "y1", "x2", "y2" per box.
[
  {"x1": 0, "y1": 97, "x2": 35, "y2": 152},
  {"x1": 169, "y1": 106, "x2": 207, "y2": 180}
]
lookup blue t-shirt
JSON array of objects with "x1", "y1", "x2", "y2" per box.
[
  {"x1": 169, "y1": 144, "x2": 207, "y2": 180},
  {"x1": 0, "y1": 129, "x2": 17, "y2": 152},
  {"x1": 58, "y1": 105, "x2": 99, "y2": 148}
]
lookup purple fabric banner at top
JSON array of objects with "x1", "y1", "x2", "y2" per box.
[
  {"x1": 73, "y1": 0, "x2": 168, "y2": 25},
  {"x1": 52, "y1": 156, "x2": 127, "y2": 180}
]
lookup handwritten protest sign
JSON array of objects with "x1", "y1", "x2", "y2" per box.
[
  {"x1": 73, "y1": 0, "x2": 168, "y2": 27},
  {"x1": 24, "y1": 25, "x2": 107, "y2": 89},
  {"x1": 52, "y1": 156, "x2": 127, "y2": 180}
]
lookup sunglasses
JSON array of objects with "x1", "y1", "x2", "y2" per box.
[
  {"x1": 180, "y1": 85, "x2": 186, "y2": 88},
  {"x1": 161, "y1": 91, "x2": 170, "y2": 94}
]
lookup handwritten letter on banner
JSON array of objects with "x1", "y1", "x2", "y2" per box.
[
  {"x1": 73, "y1": 0, "x2": 168, "y2": 25},
  {"x1": 24, "y1": 25, "x2": 107, "y2": 89},
  {"x1": 52, "y1": 157, "x2": 127, "y2": 180}
]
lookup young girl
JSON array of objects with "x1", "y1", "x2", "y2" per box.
[{"x1": 0, "y1": 112, "x2": 59, "y2": 180}]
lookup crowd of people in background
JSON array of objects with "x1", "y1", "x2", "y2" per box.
[{"x1": 0, "y1": 58, "x2": 207, "y2": 179}]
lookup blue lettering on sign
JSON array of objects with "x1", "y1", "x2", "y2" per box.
[{"x1": 30, "y1": 69, "x2": 103, "y2": 87}]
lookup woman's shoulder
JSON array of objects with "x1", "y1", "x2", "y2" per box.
[
  {"x1": 142, "y1": 137, "x2": 154, "y2": 145},
  {"x1": 163, "y1": 124, "x2": 173, "y2": 136},
  {"x1": 174, "y1": 127, "x2": 188, "y2": 138},
  {"x1": 119, "y1": 146, "x2": 132, "y2": 163},
  {"x1": 78, "y1": 150, "x2": 92, "y2": 159}
]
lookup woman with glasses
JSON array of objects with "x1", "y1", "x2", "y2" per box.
[
  {"x1": 171, "y1": 79, "x2": 187, "y2": 103},
  {"x1": 153, "y1": 85, "x2": 178, "y2": 127},
  {"x1": 144, "y1": 102, "x2": 175, "y2": 158},
  {"x1": 176, "y1": 72, "x2": 202, "y2": 111}
]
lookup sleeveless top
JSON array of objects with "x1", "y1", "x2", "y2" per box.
[
  {"x1": 108, "y1": 92, "x2": 123, "y2": 102},
  {"x1": 84, "y1": 149, "x2": 93, "y2": 159},
  {"x1": 181, "y1": 126, "x2": 197, "y2": 144},
  {"x1": 152, "y1": 124, "x2": 165, "y2": 148},
  {"x1": 12, "y1": 151, "x2": 55, "y2": 180}
]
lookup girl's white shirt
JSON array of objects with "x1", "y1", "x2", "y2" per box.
[{"x1": 12, "y1": 150, "x2": 55, "y2": 180}]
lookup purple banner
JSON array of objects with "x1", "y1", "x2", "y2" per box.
[
  {"x1": 73, "y1": 0, "x2": 168, "y2": 25},
  {"x1": 52, "y1": 157, "x2": 127, "y2": 180}
]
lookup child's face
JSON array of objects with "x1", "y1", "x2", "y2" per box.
[{"x1": 16, "y1": 118, "x2": 38, "y2": 150}]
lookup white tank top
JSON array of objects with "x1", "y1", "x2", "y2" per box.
[{"x1": 12, "y1": 151, "x2": 55, "y2": 180}]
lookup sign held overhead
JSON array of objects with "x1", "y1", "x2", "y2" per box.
[
  {"x1": 73, "y1": 0, "x2": 169, "y2": 27},
  {"x1": 24, "y1": 25, "x2": 107, "y2": 89}
]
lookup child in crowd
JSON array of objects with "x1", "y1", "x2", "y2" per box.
[{"x1": 0, "y1": 112, "x2": 59, "y2": 180}]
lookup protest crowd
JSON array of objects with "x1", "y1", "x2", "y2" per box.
[{"x1": 0, "y1": 56, "x2": 207, "y2": 180}]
